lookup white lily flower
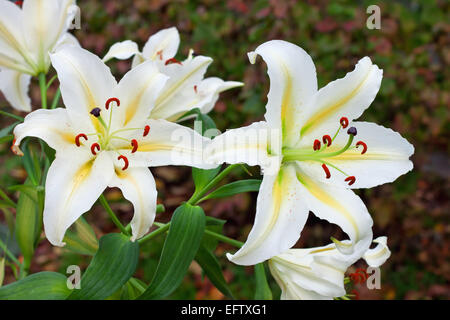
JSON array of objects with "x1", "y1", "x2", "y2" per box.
[
  {"x1": 208, "y1": 40, "x2": 414, "y2": 265},
  {"x1": 0, "y1": 0, "x2": 79, "y2": 111},
  {"x1": 102, "y1": 27, "x2": 243, "y2": 121},
  {"x1": 268, "y1": 237, "x2": 391, "y2": 300},
  {"x1": 11, "y1": 45, "x2": 213, "y2": 246}
]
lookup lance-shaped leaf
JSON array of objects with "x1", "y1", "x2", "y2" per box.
[
  {"x1": 199, "y1": 179, "x2": 262, "y2": 202},
  {"x1": 63, "y1": 217, "x2": 99, "y2": 256},
  {"x1": 195, "y1": 245, "x2": 234, "y2": 299},
  {"x1": 67, "y1": 233, "x2": 139, "y2": 300},
  {"x1": 139, "y1": 204, "x2": 205, "y2": 300},
  {"x1": 0, "y1": 272, "x2": 71, "y2": 300},
  {"x1": 254, "y1": 263, "x2": 272, "y2": 300}
]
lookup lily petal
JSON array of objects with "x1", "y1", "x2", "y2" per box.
[
  {"x1": 299, "y1": 57, "x2": 382, "y2": 140},
  {"x1": 197, "y1": 78, "x2": 244, "y2": 115},
  {"x1": 22, "y1": 0, "x2": 77, "y2": 71},
  {"x1": 44, "y1": 150, "x2": 114, "y2": 246},
  {"x1": 249, "y1": 40, "x2": 317, "y2": 147},
  {"x1": 296, "y1": 121, "x2": 414, "y2": 189},
  {"x1": 363, "y1": 236, "x2": 391, "y2": 267},
  {"x1": 227, "y1": 164, "x2": 309, "y2": 265},
  {"x1": 117, "y1": 119, "x2": 214, "y2": 169},
  {"x1": 151, "y1": 55, "x2": 213, "y2": 120},
  {"x1": 50, "y1": 45, "x2": 117, "y2": 132},
  {"x1": 0, "y1": 68, "x2": 32, "y2": 111},
  {"x1": 102, "y1": 40, "x2": 140, "y2": 63},
  {"x1": 109, "y1": 167, "x2": 157, "y2": 241},
  {"x1": 206, "y1": 121, "x2": 277, "y2": 171},
  {"x1": 142, "y1": 27, "x2": 180, "y2": 62},
  {"x1": 295, "y1": 165, "x2": 373, "y2": 256},
  {"x1": 113, "y1": 60, "x2": 169, "y2": 129},
  {"x1": 0, "y1": 1, "x2": 32, "y2": 73},
  {"x1": 54, "y1": 33, "x2": 80, "y2": 51},
  {"x1": 12, "y1": 108, "x2": 78, "y2": 154}
]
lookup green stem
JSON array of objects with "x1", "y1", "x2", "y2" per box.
[
  {"x1": 125, "y1": 204, "x2": 165, "y2": 233},
  {"x1": 187, "y1": 164, "x2": 240, "y2": 205},
  {"x1": 0, "y1": 238, "x2": 21, "y2": 266},
  {"x1": 0, "y1": 110, "x2": 24, "y2": 122},
  {"x1": 137, "y1": 223, "x2": 170, "y2": 245},
  {"x1": 38, "y1": 73, "x2": 48, "y2": 109},
  {"x1": 0, "y1": 188, "x2": 16, "y2": 208},
  {"x1": 50, "y1": 87, "x2": 61, "y2": 109},
  {"x1": 204, "y1": 229, "x2": 243, "y2": 248},
  {"x1": 99, "y1": 194, "x2": 129, "y2": 236}
]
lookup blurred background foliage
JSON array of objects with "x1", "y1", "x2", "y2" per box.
[{"x1": 0, "y1": 0, "x2": 448, "y2": 299}]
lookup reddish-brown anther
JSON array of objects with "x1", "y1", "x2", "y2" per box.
[
  {"x1": 105, "y1": 97, "x2": 120, "y2": 110},
  {"x1": 340, "y1": 117, "x2": 349, "y2": 128},
  {"x1": 356, "y1": 141, "x2": 367, "y2": 154},
  {"x1": 322, "y1": 164, "x2": 331, "y2": 179},
  {"x1": 75, "y1": 134, "x2": 88, "y2": 147},
  {"x1": 131, "y1": 139, "x2": 138, "y2": 153},
  {"x1": 165, "y1": 58, "x2": 182, "y2": 65},
  {"x1": 118, "y1": 155, "x2": 129, "y2": 170},
  {"x1": 90, "y1": 143, "x2": 100, "y2": 155},
  {"x1": 143, "y1": 125, "x2": 150, "y2": 137},
  {"x1": 313, "y1": 139, "x2": 321, "y2": 151},
  {"x1": 322, "y1": 135, "x2": 332, "y2": 147},
  {"x1": 345, "y1": 176, "x2": 356, "y2": 185}
]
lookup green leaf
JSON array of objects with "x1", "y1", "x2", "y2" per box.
[
  {"x1": 63, "y1": 217, "x2": 99, "y2": 256},
  {"x1": 67, "y1": 233, "x2": 139, "y2": 300},
  {"x1": 202, "y1": 216, "x2": 226, "y2": 252},
  {"x1": 195, "y1": 245, "x2": 234, "y2": 299},
  {"x1": 254, "y1": 263, "x2": 272, "y2": 300},
  {"x1": 139, "y1": 204, "x2": 205, "y2": 300},
  {"x1": 0, "y1": 121, "x2": 18, "y2": 138},
  {"x1": 199, "y1": 179, "x2": 262, "y2": 202},
  {"x1": 0, "y1": 272, "x2": 71, "y2": 300},
  {"x1": 0, "y1": 258, "x2": 4, "y2": 287},
  {"x1": 14, "y1": 180, "x2": 40, "y2": 270}
]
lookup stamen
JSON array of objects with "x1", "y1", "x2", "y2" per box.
[
  {"x1": 131, "y1": 139, "x2": 138, "y2": 153},
  {"x1": 118, "y1": 155, "x2": 129, "y2": 170},
  {"x1": 313, "y1": 139, "x2": 321, "y2": 151},
  {"x1": 356, "y1": 141, "x2": 367, "y2": 154},
  {"x1": 143, "y1": 125, "x2": 150, "y2": 137},
  {"x1": 322, "y1": 135, "x2": 332, "y2": 147},
  {"x1": 347, "y1": 126, "x2": 357, "y2": 136},
  {"x1": 165, "y1": 58, "x2": 182, "y2": 65},
  {"x1": 345, "y1": 176, "x2": 356, "y2": 185},
  {"x1": 156, "y1": 50, "x2": 163, "y2": 60},
  {"x1": 75, "y1": 134, "x2": 88, "y2": 147},
  {"x1": 194, "y1": 85, "x2": 198, "y2": 94},
  {"x1": 105, "y1": 97, "x2": 120, "y2": 110},
  {"x1": 321, "y1": 164, "x2": 331, "y2": 179},
  {"x1": 91, "y1": 143, "x2": 100, "y2": 155},
  {"x1": 340, "y1": 117, "x2": 349, "y2": 128}
]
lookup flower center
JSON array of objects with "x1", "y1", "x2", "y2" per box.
[
  {"x1": 282, "y1": 117, "x2": 368, "y2": 185},
  {"x1": 73, "y1": 97, "x2": 150, "y2": 170}
]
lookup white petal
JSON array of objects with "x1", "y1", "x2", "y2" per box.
[
  {"x1": 250, "y1": 40, "x2": 317, "y2": 147},
  {"x1": 116, "y1": 119, "x2": 214, "y2": 169},
  {"x1": 296, "y1": 121, "x2": 414, "y2": 189},
  {"x1": 102, "y1": 40, "x2": 140, "y2": 63},
  {"x1": 53, "y1": 33, "x2": 80, "y2": 51},
  {"x1": 142, "y1": 27, "x2": 180, "y2": 62},
  {"x1": 109, "y1": 167, "x2": 157, "y2": 241},
  {"x1": 299, "y1": 57, "x2": 383, "y2": 140},
  {"x1": 113, "y1": 60, "x2": 169, "y2": 129},
  {"x1": 0, "y1": 1, "x2": 33, "y2": 74},
  {"x1": 12, "y1": 108, "x2": 79, "y2": 155},
  {"x1": 363, "y1": 236, "x2": 391, "y2": 267},
  {"x1": 197, "y1": 78, "x2": 243, "y2": 115},
  {"x1": 22, "y1": 0, "x2": 77, "y2": 70},
  {"x1": 50, "y1": 45, "x2": 117, "y2": 132},
  {"x1": 227, "y1": 164, "x2": 309, "y2": 265},
  {"x1": 44, "y1": 150, "x2": 114, "y2": 246},
  {"x1": 206, "y1": 121, "x2": 279, "y2": 172},
  {"x1": 131, "y1": 52, "x2": 146, "y2": 69},
  {"x1": 150, "y1": 55, "x2": 212, "y2": 120},
  {"x1": 295, "y1": 165, "x2": 373, "y2": 256},
  {"x1": 0, "y1": 68, "x2": 31, "y2": 111}
]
